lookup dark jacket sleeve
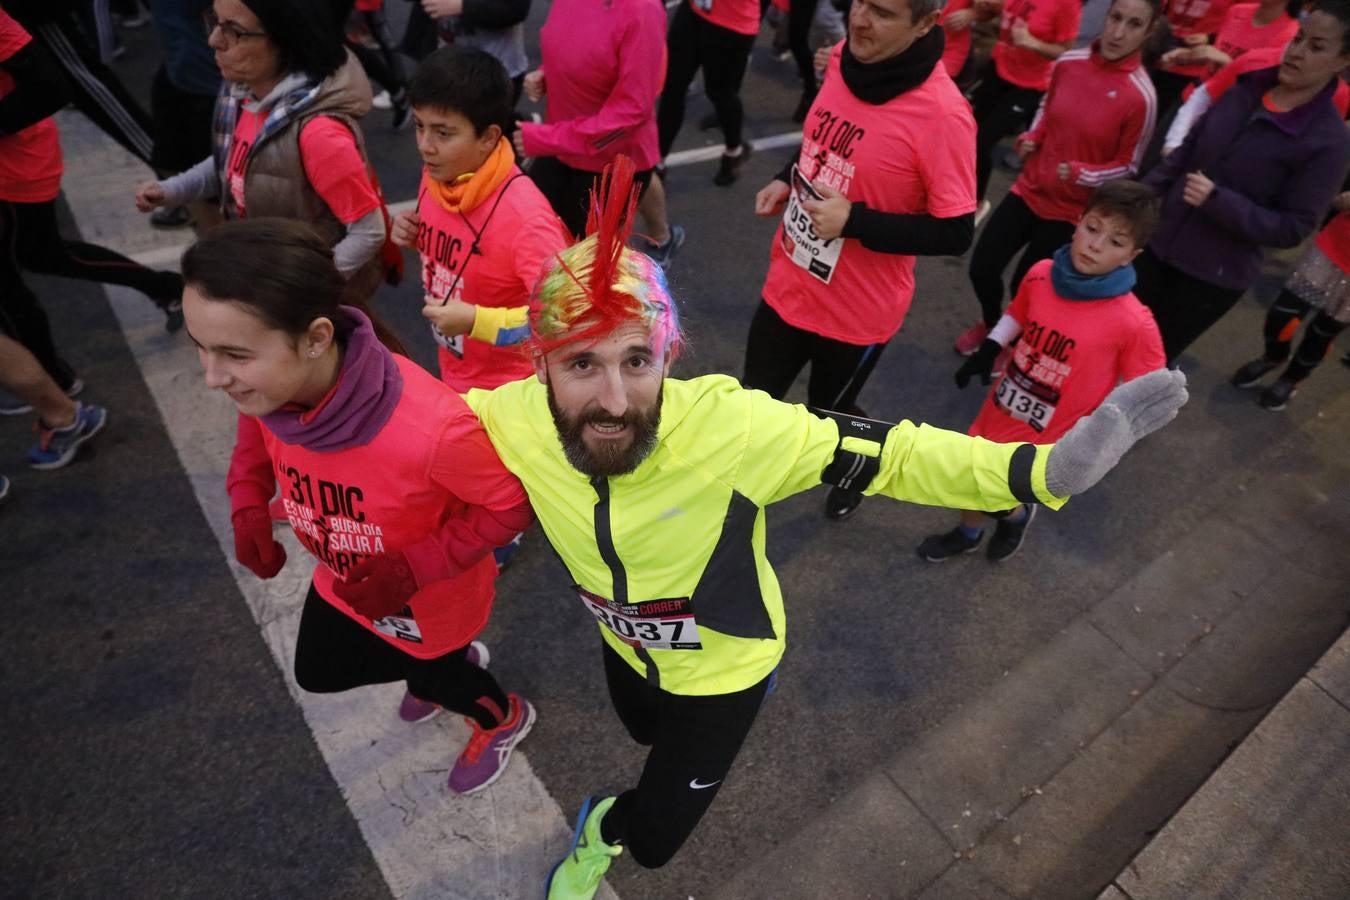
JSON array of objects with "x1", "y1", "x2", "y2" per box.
[
  {"x1": 841, "y1": 204, "x2": 975, "y2": 256},
  {"x1": 460, "y1": 0, "x2": 530, "y2": 30},
  {"x1": 0, "y1": 40, "x2": 72, "y2": 137},
  {"x1": 1199, "y1": 134, "x2": 1349, "y2": 249}
]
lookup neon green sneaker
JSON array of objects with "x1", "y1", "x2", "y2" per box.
[{"x1": 545, "y1": 795, "x2": 622, "y2": 899}]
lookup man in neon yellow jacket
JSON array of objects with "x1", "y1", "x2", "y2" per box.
[{"x1": 464, "y1": 160, "x2": 1188, "y2": 900}]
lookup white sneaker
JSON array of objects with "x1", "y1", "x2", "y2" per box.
[{"x1": 371, "y1": 90, "x2": 393, "y2": 110}]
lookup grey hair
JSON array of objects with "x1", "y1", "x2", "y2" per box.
[{"x1": 909, "y1": 0, "x2": 949, "y2": 20}]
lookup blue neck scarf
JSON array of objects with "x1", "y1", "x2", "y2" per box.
[{"x1": 1049, "y1": 245, "x2": 1136, "y2": 301}]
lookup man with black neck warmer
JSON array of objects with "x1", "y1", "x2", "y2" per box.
[{"x1": 746, "y1": 0, "x2": 977, "y2": 522}]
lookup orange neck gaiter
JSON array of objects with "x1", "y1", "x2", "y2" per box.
[{"x1": 423, "y1": 137, "x2": 516, "y2": 214}]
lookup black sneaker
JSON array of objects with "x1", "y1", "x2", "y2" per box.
[
  {"x1": 391, "y1": 90, "x2": 412, "y2": 130},
  {"x1": 1231, "y1": 357, "x2": 1280, "y2": 388},
  {"x1": 643, "y1": 224, "x2": 685, "y2": 271},
  {"x1": 987, "y1": 505, "x2": 1036, "y2": 562},
  {"x1": 1259, "y1": 379, "x2": 1299, "y2": 410},
  {"x1": 824, "y1": 485, "x2": 863, "y2": 520},
  {"x1": 149, "y1": 205, "x2": 192, "y2": 228},
  {"x1": 917, "y1": 526, "x2": 982, "y2": 562},
  {"x1": 158, "y1": 298, "x2": 185, "y2": 333},
  {"x1": 713, "y1": 143, "x2": 753, "y2": 187}
]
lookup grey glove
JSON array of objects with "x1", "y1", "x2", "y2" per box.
[{"x1": 1045, "y1": 369, "x2": 1188, "y2": 498}]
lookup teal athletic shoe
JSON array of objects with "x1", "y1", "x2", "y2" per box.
[{"x1": 545, "y1": 795, "x2": 622, "y2": 899}]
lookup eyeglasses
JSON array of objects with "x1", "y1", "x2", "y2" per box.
[{"x1": 203, "y1": 9, "x2": 267, "y2": 46}]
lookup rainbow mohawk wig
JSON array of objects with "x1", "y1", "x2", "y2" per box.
[{"x1": 529, "y1": 155, "x2": 683, "y2": 360}]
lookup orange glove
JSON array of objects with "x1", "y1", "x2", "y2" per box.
[
  {"x1": 232, "y1": 506, "x2": 286, "y2": 579},
  {"x1": 331, "y1": 552, "x2": 419, "y2": 619}
]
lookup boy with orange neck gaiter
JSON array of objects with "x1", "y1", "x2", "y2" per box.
[{"x1": 391, "y1": 47, "x2": 568, "y2": 395}]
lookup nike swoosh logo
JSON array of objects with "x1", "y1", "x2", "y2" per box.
[{"x1": 689, "y1": 778, "x2": 721, "y2": 790}]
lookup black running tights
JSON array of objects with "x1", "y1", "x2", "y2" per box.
[
  {"x1": 292, "y1": 584, "x2": 510, "y2": 730},
  {"x1": 1262, "y1": 289, "x2": 1348, "y2": 382},
  {"x1": 596, "y1": 641, "x2": 771, "y2": 868}
]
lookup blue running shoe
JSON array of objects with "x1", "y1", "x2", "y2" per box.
[{"x1": 27, "y1": 402, "x2": 108, "y2": 470}]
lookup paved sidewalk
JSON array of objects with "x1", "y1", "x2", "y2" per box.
[
  {"x1": 1104, "y1": 628, "x2": 1350, "y2": 900},
  {"x1": 713, "y1": 387, "x2": 1350, "y2": 899}
]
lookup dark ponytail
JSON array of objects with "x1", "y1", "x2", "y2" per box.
[{"x1": 182, "y1": 218, "x2": 407, "y2": 356}]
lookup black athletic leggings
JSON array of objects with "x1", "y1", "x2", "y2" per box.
[
  {"x1": 971, "y1": 64, "x2": 1044, "y2": 202},
  {"x1": 1263, "y1": 289, "x2": 1348, "y2": 382},
  {"x1": 657, "y1": 2, "x2": 756, "y2": 156},
  {"x1": 347, "y1": 9, "x2": 408, "y2": 97},
  {"x1": 1133, "y1": 247, "x2": 1246, "y2": 364},
  {"x1": 741, "y1": 299, "x2": 886, "y2": 414},
  {"x1": 596, "y1": 641, "x2": 771, "y2": 869},
  {"x1": 0, "y1": 202, "x2": 76, "y2": 392},
  {"x1": 528, "y1": 158, "x2": 654, "y2": 240},
  {"x1": 0, "y1": 199, "x2": 181, "y2": 389},
  {"x1": 292, "y1": 584, "x2": 510, "y2": 730},
  {"x1": 789, "y1": 0, "x2": 817, "y2": 94},
  {"x1": 969, "y1": 191, "x2": 1075, "y2": 327}
]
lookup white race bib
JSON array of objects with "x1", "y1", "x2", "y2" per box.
[
  {"x1": 781, "y1": 164, "x2": 842, "y2": 284},
  {"x1": 994, "y1": 362, "x2": 1058, "y2": 433},
  {"x1": 372, "y1": 610, "x2": 424, "y2": 644},
  {"x1": 578, "y1": 588, "x2": 702, "y2": 651},
  {"x1": 430, "y1": 324, "x2": 464, "y2": 357}
]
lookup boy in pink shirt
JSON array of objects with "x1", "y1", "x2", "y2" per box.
[{"x1": 920, "y1": 180, "x2": 1167, "y2": 562}]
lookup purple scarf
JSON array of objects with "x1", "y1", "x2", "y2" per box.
[{"x1": 261, "y1": 306, "x2": 402, "y2": 452}]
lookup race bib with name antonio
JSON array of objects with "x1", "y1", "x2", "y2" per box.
[
  {"x1": 578, "y1": 587, "x2": 703, "y2": 650},
  {"x1": 781, "y1": 164, "x2": 842, "y2": 284},
  {"x1": 994, "y1": 360, "x2": 1059, "y2": 434}
]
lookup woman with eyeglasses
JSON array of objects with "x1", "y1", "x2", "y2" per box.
[{"x1": 134, "y1": 0, "x2": 395, "y2": 303}]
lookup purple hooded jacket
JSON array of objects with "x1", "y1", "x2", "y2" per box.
[{"x1": 1143, "y1": 66, "x2": 1349, "y2": 291}]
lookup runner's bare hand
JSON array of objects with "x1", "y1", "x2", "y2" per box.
[
  {"x1": 755, "y1": 180, "x2": 790, "y2": 217},
  {"x1": 802, "y1": 182, "x2": 851, "y2": 240},
  {"x1": 391, "y1": 209, "x2": 420, "y2": 249},
  {"x1": 135, "y1": 181, "x2": 166, "y2": 213}
]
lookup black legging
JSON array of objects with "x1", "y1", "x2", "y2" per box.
[
  {"x1": 789, "y1": 0, "x2": 817, "y2": 93},
  {"x1": 1263, "y1": 289, "x2": 1348, "y2": 382},
  {"x1": 969, "y1": 191, "x2": 1075, "y2": 327},
  {"x1": 971, "y1": 64, "x2": 1044, "y2": 202},
  {"x1": 657, "y1": 2, "x2": 757, "y2": 156},
  {"x1": 741, "y1": 299, "x2": 886, "y2": 414},
  {"x1": 0, "y1": 199, "x2": 180, "y2": 389},
  {"x1": 529, "y1": 157, "x2": 654, "y2": 239},
  {"x1": 0, "y1": 202, "x2": 76, "y2": 392},
  {"x1": 347, "y1": 9, "x2": 407, "y2": 97},
  {"x1": 292, "y1": 583, "x2": 510, "y2": 730},
  {"x1": 9, "y1": 199, "x2": 182, "y2": 303},
  {"x1": 596, "y1": 641, "x2": 771, "y2": 869},
  {"x1": 1133, "y1": 247, "x2": 1246, "y2": 364}
]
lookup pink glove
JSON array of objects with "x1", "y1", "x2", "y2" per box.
[
  {"x1": 232, "y1": 506, "x2": 286, "y2": 579},
  {"x1": 331, "y1": 553, "x2": 419, "y2": 619}
]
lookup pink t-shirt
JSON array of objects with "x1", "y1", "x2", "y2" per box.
[
  {"x1": 969, "y1": 259, "x2": 1165, "y2": 443},
  {"x1": 227, "y1": 111, "x2": 381, "y2": 222},
  {"x1": 689, "y1": 0, "x2": 760, "y2": 36},
  {"x1": 761, "y1": 44, "x2": 977, "y2": 346},
  {"x1": 416, "y1": 168, "x2": 569, "y2": 392},
  {"x1": 992, "y1": 0, "x2": 1082, "y2": 90},
  {"x1": 941, "y1": 0, "x2": 975, "y2": 79},
  {"x1": 1213, "y1": 3, "x2": 1298, "y2": 69},
  {"x1": 0, "y1": 9, "x2": 62, "y2": 203},
  {"x1": 520, "y1": 0, "x2": 666, "y2": 172}
]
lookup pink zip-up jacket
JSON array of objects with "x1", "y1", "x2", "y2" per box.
[{"x1": 519, "y1": 0, "x2": 665, "y2": 172}]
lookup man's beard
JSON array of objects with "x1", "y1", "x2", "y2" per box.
[{"x1": 547, "y1": 383, "x2": 663, "y2": 478}]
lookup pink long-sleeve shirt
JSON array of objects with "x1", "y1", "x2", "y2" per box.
[{"x1": 519, "y1": 0, "x2": 666, "y2": 172}]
